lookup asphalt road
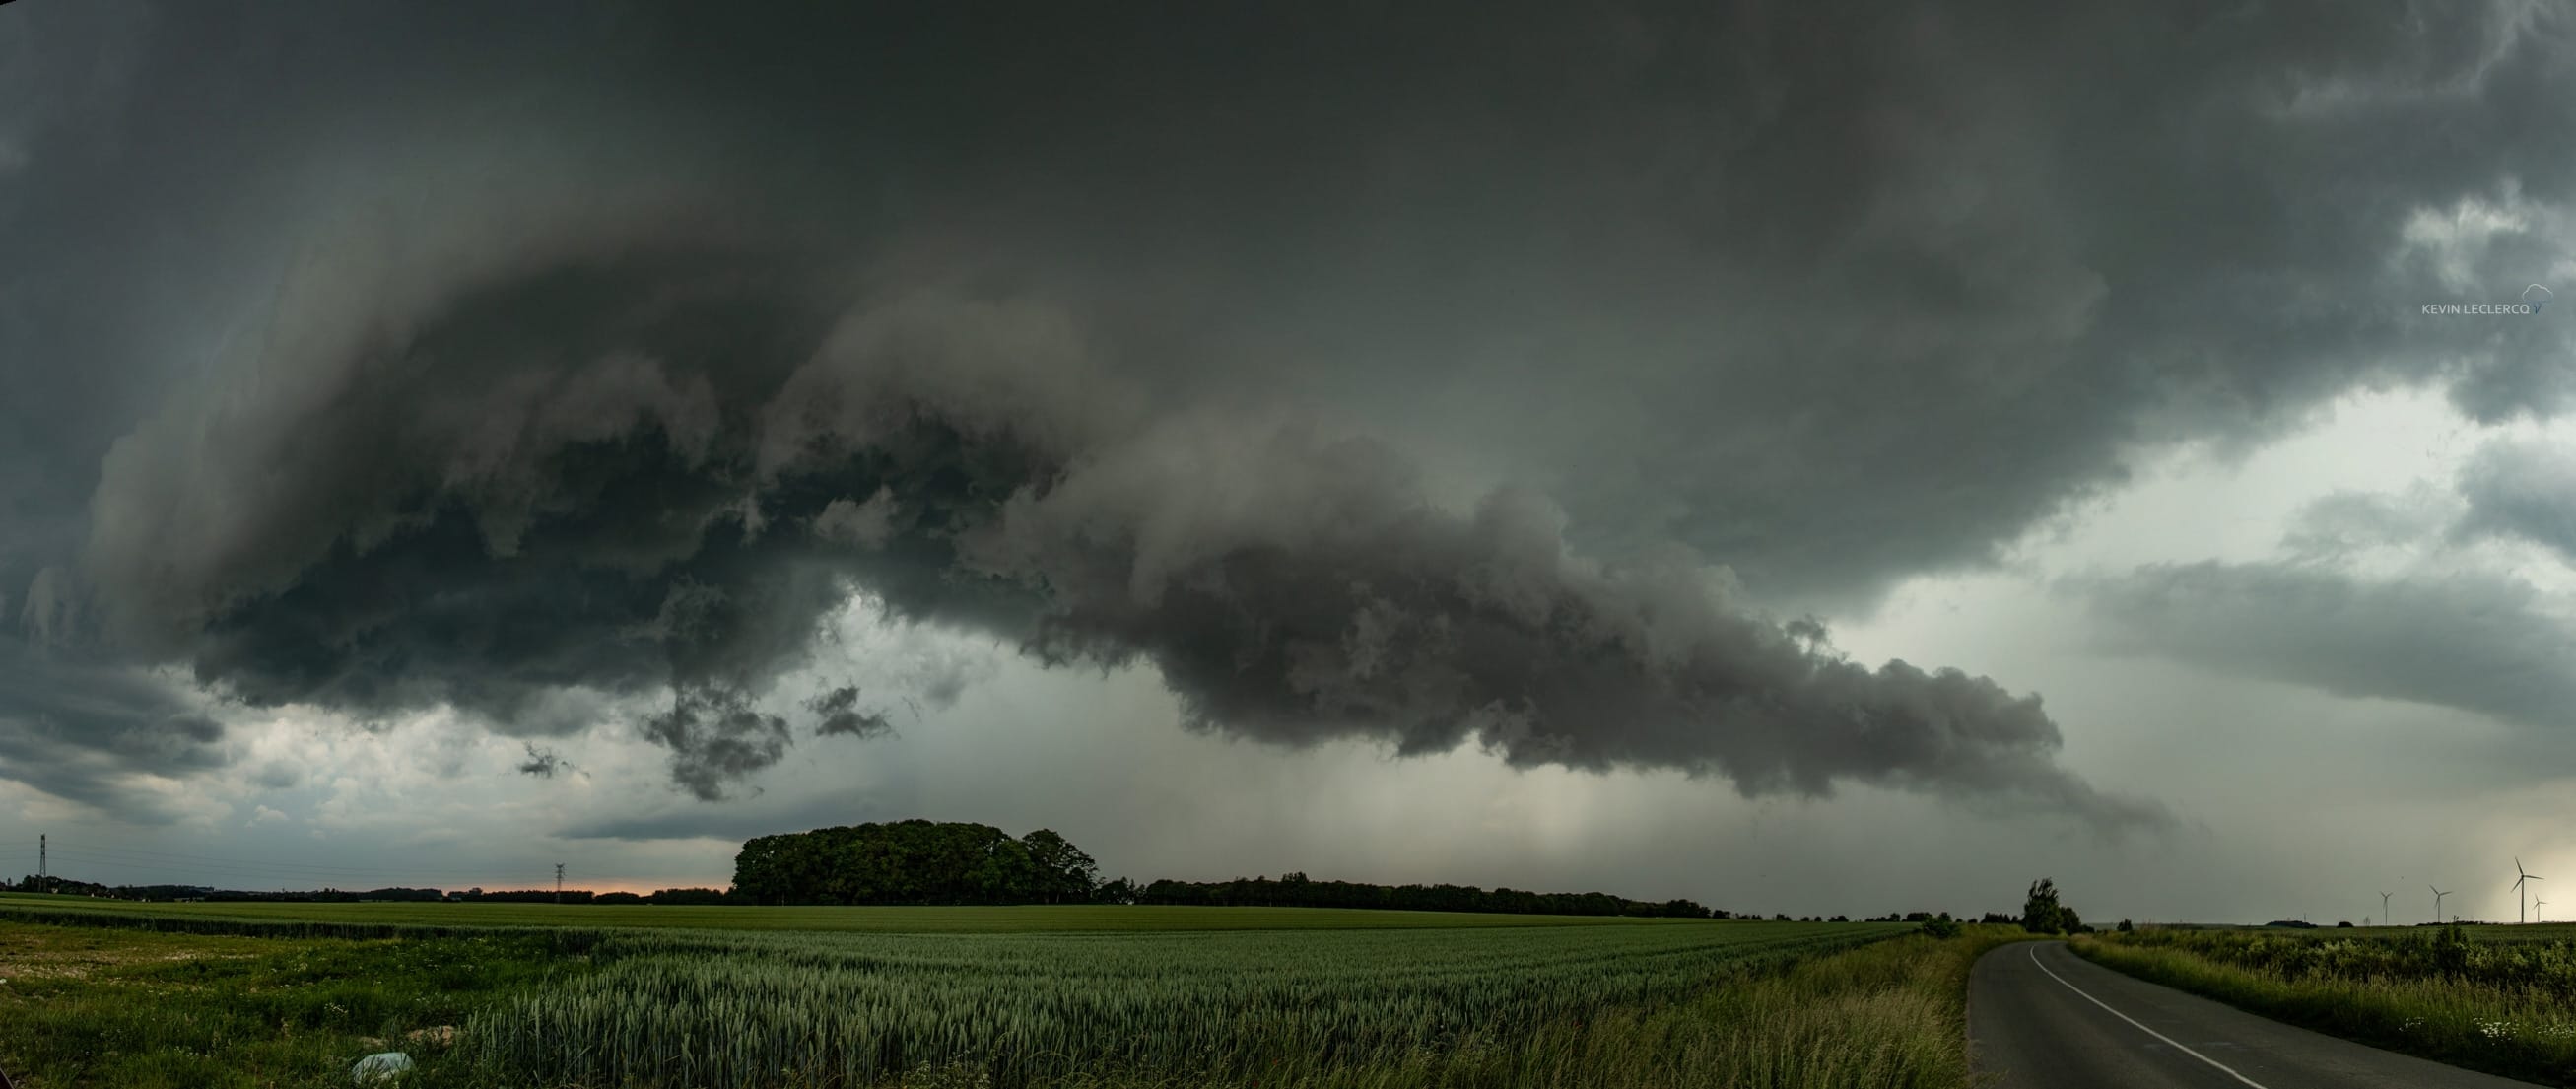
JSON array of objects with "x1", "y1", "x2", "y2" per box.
[{"x1": 1970, "y1": 940, "x2": 2542, "y2": 1088}]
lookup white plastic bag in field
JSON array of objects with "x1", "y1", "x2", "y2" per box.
[{"x1": 351, "y1": 1052, "x2": 414, "y2": 1083}]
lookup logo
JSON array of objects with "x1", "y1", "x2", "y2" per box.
[{"x1": 2421, "y1": 284, "x2": 2550, "y2": 316}]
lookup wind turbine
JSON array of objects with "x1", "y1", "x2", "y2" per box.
[
  {"x1": 2380, "y1": 891, "x2": 2393, "y2": 928},
  {"x1": 2516, "y1": 858, "x2": 2544, "y2": 924},
  {"x1": 2536, "y1": 897, "x2": 2548, "y2": 923},
  {"x1": 2432, "y1": 885, "x2": 2451, "y2": 925}
]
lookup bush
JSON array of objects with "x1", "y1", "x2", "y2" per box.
[
  {"x1": 2117, "y1": 919, "x2": 2134, "y2": 932},
  {"x1": 1921, "y1": 914, "x2": 1961, "y2": 939}
]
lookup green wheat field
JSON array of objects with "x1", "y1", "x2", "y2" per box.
[{"x1": 0, "y1": 893, "x2": 2008, "y2": 1089}]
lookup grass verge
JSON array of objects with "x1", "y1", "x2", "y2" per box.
[
  {"x1": 1412, "y1": 924, "x2": 2034, "y2": 1089},
  {"x1": 2074, "y1": 928, "x2": 2576, "y2": 1086}
]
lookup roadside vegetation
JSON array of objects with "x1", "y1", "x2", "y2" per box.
[
  {"x1": 0, "y1": 900, "x2": 2029, "y2": 1089},
  {"x1": 2076, "y1": 923, "x2": 2576, "y2": 1086}
]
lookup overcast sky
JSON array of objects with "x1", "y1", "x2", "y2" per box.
[{"x1": 5, "y1": 1, "x2": 2576, "y2": 924}]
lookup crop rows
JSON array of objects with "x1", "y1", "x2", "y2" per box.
[{"x1": 461, "y1": 921, "x2": 1904, "y2": 1087}]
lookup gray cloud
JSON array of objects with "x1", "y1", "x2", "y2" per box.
[
  {"x1": 516, "y1": 744, "x2": 573, "y2": 780},
  {"x1": 2282, "y1": 486, "x2": 2464, "y2": 561},
  {"x1": 2458, "y1": 438, "x2": 2576, "y2": 561},
  {"x1": 66, "y1": 261, "x2": 2160, "y2": 826},
  {"x1": 2070, "y1": 561, "x2": 2576, "y2": 730},
  {"x1": 248, "y1": 760, "x2": 302, "y2": 790},
  {"x1": 15, "y1": 0, "x2": 2576, "y2": 827},
  {"x1": 0, "y1": 636, "x2": 227, "y2": 820},
  {"x1": 639, "y1": 689, "x2": 792, "y2": 801},
  {"x1": 806, "y1": 685, "x2": 895, "y2": 740},
  {"x1": 559, "y1": 791, "x2": 912, "y2": 845}
]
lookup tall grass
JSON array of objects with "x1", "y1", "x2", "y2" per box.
[
  {"x1": 457, "y1": 923, "x2": 2017, "y2": 1089},
  {"x1": 458, "y1": 923, "x2": 1901, "y2": 1087},
  {"x1": 2077, "y1": 926, "x2": 2576, "y2": 1086},
  {"x1": 1, "y1": 905, "x2": 2017, "y2": 1089}
]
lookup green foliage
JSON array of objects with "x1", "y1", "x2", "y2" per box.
[
  {"x1": 0, "y1": 902, "x2": 2026, "y2": 1089},
  {"x1": 1921, "y1": 913, "x2": 1961, "y2": 939},
  {"x1": 1016, "y1": 830, "x2": 1099, "y2": 904},
  {"x1": 2083, "y1": 923, "x2": 2576, "y2": 1087},
  {"x1": 735, "y1": 820, "x2": 1100, "y2": 906},
  {"x1": 2020, "y1": 878, "x2": 2083, "y2": 935},
  {"x1": 2117, "y1": 918, "x2": 2134, "y2": 932},
  {"x1": 459, "y1": 922, "x2": 1912, "y2": 1088},
  {"x1": 0, "y1": 923, "x2": 578, "y2": 1089}
]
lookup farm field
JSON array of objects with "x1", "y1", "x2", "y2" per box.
[
  {"x1": 2077, "y1": 923, "x2": 2576, "y2": 1086},
  {"x1": 0, "y1": 900, "x2": 2005, "y2": 1089},
  {"x1": 0, "y1": 892, "x2": 1690, "y2": 934}
]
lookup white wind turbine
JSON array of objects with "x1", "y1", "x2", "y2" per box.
[
  {"x1": 2517, "y1": 858, "x2": 2545, "y2": 924},
  {"x1": 2432, "y1": 884, "x2": 2452, "y2": 924},
  {"x1": 2536, "y1": 897, "x2": 2549, "y2": 924}
]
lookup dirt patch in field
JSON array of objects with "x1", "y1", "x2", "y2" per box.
[
  {"x1": 360, "y1": 1025, "x2": 459, "y2": 1049},
  {"x1": 0, "y1": 931, "x2": 258, "y2": 981}
]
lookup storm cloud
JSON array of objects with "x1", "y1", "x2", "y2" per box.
[
  {"x1": 0, "y1": 637, "x2": 226, "y2": 821},
  {"x1": 2459, "y1": 438, "x2": 2576, "y2": 562},
  {"x1": 71, "y1": 253, "x2": 2158, "y2": 823},
  {"x1": 12, "y1": 0, "x2": 2576, "y2": 832},
  {"x1": 2071, "y1": 560, "x2": 2576, "y2": 730}
]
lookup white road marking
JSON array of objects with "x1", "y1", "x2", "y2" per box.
[{"x1": 2027, "y1": 944, "x2": 2273, "y2": 1089}]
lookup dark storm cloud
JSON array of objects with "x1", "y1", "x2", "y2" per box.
[
  {"x1": 2458, "y1": 439, "x2": 2576, "y2": 561},
  {"x1": 0, "y1": 636, "x2": 226, "y2": 820},
  {"x1": 516, "y1": 744, "x2": 573, "y2": 780},
  {"x1": 640, "y1": 690, "x2": 793, "y2": 801},
  {"x1": 2071, "y1": 561, "x2": 2576, "y2": 729},
  {"x1": 806, "y1": 686, "x2": 895, "y2": 740},
  {"x1": 76, "y1": 265, "x2": 2161, "y2": 824},
  {"x1": 13, "y1": 1, "x2": 2576, "y2": 816}
]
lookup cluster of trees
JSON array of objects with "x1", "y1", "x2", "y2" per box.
[
  {"x1": 1133, "y1": 873, "x2": 1725, "y2": 918},
  {"x1": 732, "y1": 821, "x2": 1100, "y2": 906},
  {"x1": 2021, "y1": 878, "x2": 2086, "y2": 934},
  {"x1": 9, "y1": 875, "x2": 111, "y2": 897}
]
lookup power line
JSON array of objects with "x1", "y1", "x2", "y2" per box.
[
  {"x1": 35, "y1": 842, "x2": 548, "y2": 878},
  {"x1": 20, "y1": 849, "x2": 686, "y2": 891},
  {"x1": 9, "y1": 838, "x2": 706, "y2": 892}
]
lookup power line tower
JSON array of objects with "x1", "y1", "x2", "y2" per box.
[
  {"x1": 555, "y1": 862, "x2": 565, "y2": 905},
  {"x1": 37, "y1": 834, "x2": 44, "y2": 895}
]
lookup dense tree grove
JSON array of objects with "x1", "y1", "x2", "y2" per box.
[
  {"x1": 2021, "y1": 877, "x2": 2085, "y2": 934},
  {"x1": 1136, "y1": 872, "x2": 1724, "y2": 919},
  {"x1": 731, "y1": 820, "x2": 1101, "y2": 906}
]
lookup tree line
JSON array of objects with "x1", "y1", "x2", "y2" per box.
[
  {"x1": 731, "y1": 820, "x2": 1100, "y2": 906},
  {"x1": 726, "y1": 822, "x2": 1729, "y2": 917},
  {"x1": 1133, "y1": 873, "x2": 1722, "y2": 918}
]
